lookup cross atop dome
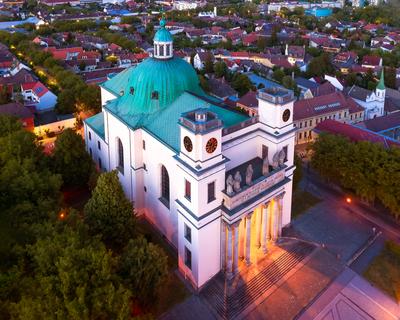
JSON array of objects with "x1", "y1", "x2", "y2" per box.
[{"x1": 153, "y1": 16, "x2": 173, "y2": 59}]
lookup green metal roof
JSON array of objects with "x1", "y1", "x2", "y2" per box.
[
  {"x1": 154, "y1": 18, "x2": 173, "y2": 42},
  {"x1": 85, "y1": 112, "x2": 105, "y2": 140},
  {"x1": 105, "y1": 92, "x2": 248, "y2": 152},
  {"x1": 101, "y1": 57, "x2": 204, "y2": 116},
  {"x1": 377, "y1": 69, "x2": 385, "y2": 90}
]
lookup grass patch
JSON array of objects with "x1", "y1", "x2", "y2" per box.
[
  {"x1": 364, "y1": 241, "x2": 400, "y2": 302},
  {"x1": 291, "y1": 189, "x2": 321, "y2": 219},
  {"x1": 137, "y1": 218, "x2": 190, "y2": 316}
]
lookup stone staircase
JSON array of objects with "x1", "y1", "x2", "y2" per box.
[{"x1": 200, "y1": 241, "x2": 315, "y2": 320}]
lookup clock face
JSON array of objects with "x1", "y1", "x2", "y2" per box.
[
  {"x1": 183, "y1": 136, "x2": 193, "y2": 152},
  {"x1": 206, "y1": 138, "x2": 218, "y2": 154},
  {"x1": 282, "y1": 109, "x2": 291, "y2": 122}
]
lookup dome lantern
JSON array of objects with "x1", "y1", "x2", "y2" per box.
[{"x1": 153, "y1": 18, "x2": 173, "y2": 60}]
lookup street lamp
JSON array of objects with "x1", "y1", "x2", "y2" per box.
[{"x1": 346, "y1": 197, "x2": 352, "y2": 204}]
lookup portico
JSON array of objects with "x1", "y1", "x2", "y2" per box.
[{"x1": 222, "y1": 192, "x2": 286, "y2": 277}]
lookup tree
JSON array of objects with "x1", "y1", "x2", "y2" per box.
[
  {"x1": 0, "y1": 85, "x2": 11, "y2": 104},
  {"x1": 203, "y1": 52, "x2": 214, "y2": 74},
  {"x1": 257, "y1": 36, "x2": 267, "y2": 51},
  {"x1": 272, "y1": 68, "x2": 285, "y2": 83},
  {"x1": 214, "y1": 61, "x2": 228, "y2": 78},
  {"x1": 231, "y1": 73, "x2": 253, "y2": 97},
  {"x1": 84, "y1": 170, "x2": 136, "y2": 248},
  {"x1": 119, "y1": 237, "x2": 168, "y2": 306},
  {"x1": 52, "y1": 129, "x2": 95, "y2": 187},
  {"x1": 199, "y1": 74, "x2": 209, "y2": 92},
  {"x1": 10, "y1": 223, "x2": 132, "y2": 320},
  {"x1": 306, "y1": 53, "x2": 334, "y2": 78}
]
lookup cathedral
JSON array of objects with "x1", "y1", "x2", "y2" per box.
[{"x1": 84, "y1": 19, "x2": 296, "y2": 289}]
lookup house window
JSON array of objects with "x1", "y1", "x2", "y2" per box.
[
  {"x1": 160, "y1": 165, "x2": 170, "y2": 208},
  {"x1": 89, "y1": 131, "x2": 92, "y2": 140},
  {"x1": 89, "y1": 147, "x2": 92, "y2": 157},
  {"x1": 351, "y1": 114, "x2": 353, "y2": 120},
  {"x1": 338, "y1": 113, "x2": 341, "y2": 119},
  {"x1": 185, "y1": 179, "x2": 191, "y2": 201},
  {"x1": 299, "y1": 132, "x2": 302, "y2": 139},
  {"x1": 117, "y1": 138, "x2": 124, "y2": 174},
  {"x1": 299, "y1": 122, "x2": 302, "y2": 128},
  {"x1": 344, "y1": 111, "x2": 347, "y2": 117},
  {"x1": 98, "y1": 157, "x2": 102, "y2": 170},
  {"x1": 309, "y1": 131, "x2": 312, "y2": 138},
  {"x1": 304, "y1": 121, "x2": 308, "y2": 127},
  {"x1": 184, "y1": 224, "x2": 191, "y2": 243},
  {"x1": 208, "y1": 181, "x2": 216, "y2": 203},
  {"x1": 144, "y1": 186, "x2": 147, "y2": 192},
  {"x1": 130, "y1": 87, "x2": 134, "y2": 95},
  {"x1": 143, "y1": 163, "x2": 147, "y2": 171},
  {"x1": 151, "y1": 91, "x2": 159, "y2": 100},
  {"x1": 159, "y1": 45, "x2": 164, "y2": 56},
  {"x1": 184, "y1": 246, "x2": 192, "y2": 270},
  {"x1": 142, "y1": 140, "x2": 146, "y2": 150},
  {"x1": 283, "y1": 145, "x2": 288, "y2": 162},
  {"x1": 166, "y1": 44, "x2": 170, "y2": 56},
  {"x1": 309, "y1": 120, "x2": 312, "y2": 126},
  {"x1": 97, "y1": 141, "x2": 101, "y2": 150}
]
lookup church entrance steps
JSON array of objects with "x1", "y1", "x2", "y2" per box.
[{"x1": 200, "y1": 239, "x2": 316, "y2": 320}]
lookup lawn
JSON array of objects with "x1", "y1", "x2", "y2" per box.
[
  {"x1": 364, "y1": 241, "x2": 400, "y2": 302},
  {"x1": 137, "y1": 218, "x2": 190, "y2": 317},
  {"x1": 291, "y1": 189, "x2": 322, "y2": 219}
]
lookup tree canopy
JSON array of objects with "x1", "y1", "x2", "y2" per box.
[
  {"x1": 52, "y1": 128, "x2": 95, "y2": 187},
  {"x1": 311, "y1": 133, "x2": 400, "y2": 218},
  {"x1": 84, "y1": 170, "x2": 136, "y2": 248}
]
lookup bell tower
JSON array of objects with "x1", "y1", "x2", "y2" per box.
[{"x1": 257, "y1": 87, "x2": 295, "y2": 136}]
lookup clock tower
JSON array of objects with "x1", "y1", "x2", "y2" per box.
[
  {"x1": 257, "y1": 87, "x2": 295, "y2": 136},
  {"x1": 178, "y1": 108, "x2": 224, "y2": 170}
]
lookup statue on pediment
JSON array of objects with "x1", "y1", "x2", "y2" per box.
[
  {"x1": 226, "y1": 175, "x2": 234, "y2": 196},
  {"x1": 262, "y1": 156, "x2": 269, "y2": 176},
  {"x1": 234, "y1": 171, "x2": 242, "y2": 192},
  {"x1": 245, "y1": 164, "x2": 253, "y2": 186},
  {"x1": 278, "y1": 149, "x2": 286, "y2": 166},
  {"x1": 272, "y1": 151, "x2": 280, "y2": 169}
]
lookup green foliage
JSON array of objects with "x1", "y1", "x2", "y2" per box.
[
  {"x1": 214, "y1": 61, "x2": 228, "y2": 78},
  {"x1": 311, "y1": 133, "x2": 400, "y2": 218},
  {"x1": 84, "y1": 170, "x2": 136, "y2": 248},
  {"x1": 52, "y1": 128, "x2": 95, "y2": 187},
  {"x1": 96, "y1": 31, "x2": 138, "y2": 52},
  {"x1": 364, "y1": 240, "x2": 400, "y2": 302},
  {"x1": 272, "y1": 68, "x2": 285, "y2": 83},
  {"x1": 203, "y1": 52, "x2": 214, "y2": 74},
  {"x1": 10, "y1": 222, "x2": 132, "y2": 320},
  {"x1": 231, "y1": 73, "x2": 253, "y2": 97},
  {"x1": 306, "y1": 53, "x2": 334, "y2": 78},
  {"x1": 198, "y1": 74, "x2": 209, "y2": 92},
  {"x1": 119, "y1": 237, "x2": 168, "y2": 306}
]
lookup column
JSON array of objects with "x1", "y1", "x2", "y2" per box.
[
  {"x1": 277, "y1": 193, "x2": 285, "y2": 238},
  {"x1": 226, "y1": 224, "x2": 233, "y2": 278},
  {"x1": 245, "y1": 213, "x2": 252, "y2": 266},
  {"x1": 232, "y1": 222, "x2": 240, "y2": 274},
  {"x1": 221, "y1": 221, "x2": 226, "y2": 270},
  {"x1": 271, "y1": 198, "x2": 279, "y2": 243},
  {"x1": 261, "y1": 202, "x2": 270, "y2": 254}
]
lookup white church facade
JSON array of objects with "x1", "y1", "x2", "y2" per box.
[{"x1": 84, "y1": 19, "x2": 296, "y2": 289}]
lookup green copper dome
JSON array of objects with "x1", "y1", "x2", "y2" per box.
[
  {"x1": 154, "y1": 18, "x2": 173, "y2": 42},
  {"x1": 102, "y1": 57, "x2": 204, "y2": 115}
]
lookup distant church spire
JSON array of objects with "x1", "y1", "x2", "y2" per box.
[{"x1": 376, "y1": 68, "x2": 385, "y2": 90}]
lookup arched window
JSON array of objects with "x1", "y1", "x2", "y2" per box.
[
  {"x1": 117, "y1": 138, "x2": 124, "y2": 174},
  {"x1": 160, "y1": 165, "x2": 170, "y2": 208}
]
